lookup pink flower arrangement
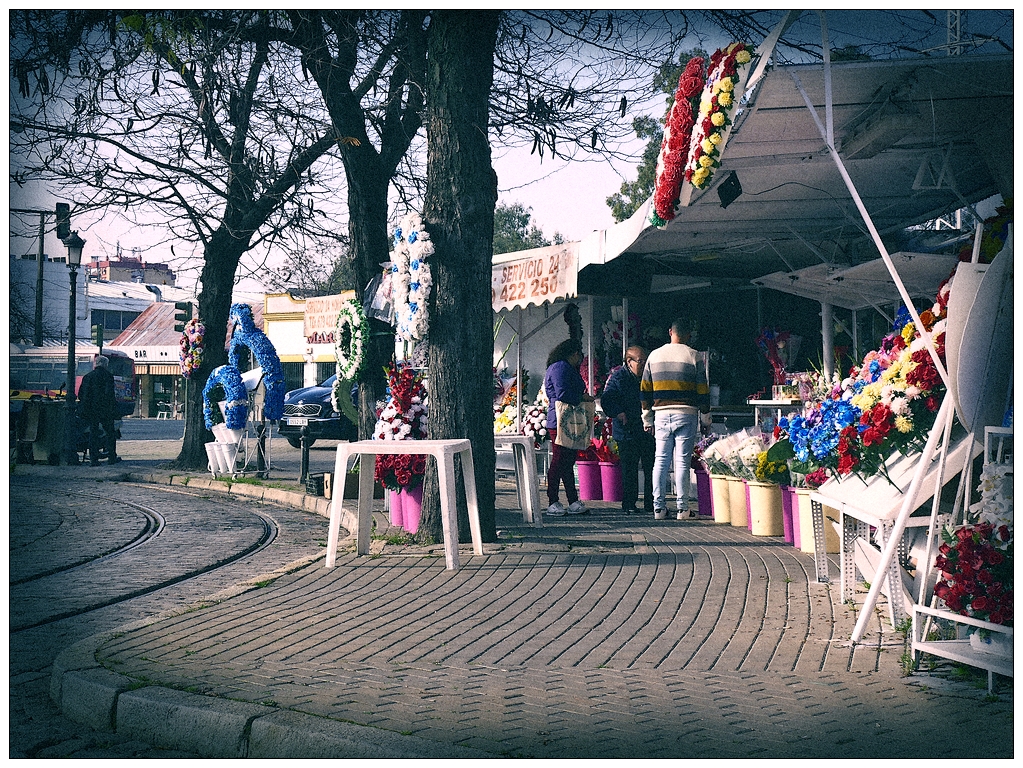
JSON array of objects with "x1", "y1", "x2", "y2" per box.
[{"x1": 179, "y1": 318, "x2": 205, "y2": 379}]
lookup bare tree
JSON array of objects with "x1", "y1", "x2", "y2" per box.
[{"x1": 10, "y1": 10, "x2": 348, "y2": 467}]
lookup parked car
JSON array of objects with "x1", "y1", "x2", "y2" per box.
[{"x1": 276, "y1": 374, "x2": 358, "y2": 448}]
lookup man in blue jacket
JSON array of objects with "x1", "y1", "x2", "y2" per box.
[{"x1": 601, "y1": 346, "x2": 655, "y2": 515}]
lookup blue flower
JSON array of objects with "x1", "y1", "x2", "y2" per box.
[
  {"x1": 409, "y1": 303, "x2": 418, "y2": 314},
  {"x1": 893, "y1": 306, "x2": 912, "y2": 332},
  {"x1": 410, "y1": 258, "x2": 420, "y2": 271},
  {"x1": 410, "y1": 281, "x2": 420, "y2": 292},
  {"x1": 868, "y1": 360, "x2": 881, "y2": 380},
  {"x1": 394, "y1": 227, "x2": 402, "y2": 241},
  {"x1": 408, "y1": 231, "x2": 418, "y2": 244}
]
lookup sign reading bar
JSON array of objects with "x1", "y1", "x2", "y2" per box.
[
  {"x1": 491, "y1": 243, "x2": 578, "y2": 312},
  {"x1": 303, "y1": 292, "x2": 355, "y2": 345}
]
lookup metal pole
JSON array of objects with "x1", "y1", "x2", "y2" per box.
[
  {"x1": 34, "y1": 213, "x2": 44, "y2": 346},
  {"x1": 64, "y1": 263, "x2": 79, "y2": 464}
]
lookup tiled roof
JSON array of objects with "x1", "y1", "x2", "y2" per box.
[{"x1": 109, "y1": 301, "x2": 264, "y2": 350}]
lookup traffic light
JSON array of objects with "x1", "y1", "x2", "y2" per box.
[
  {"x1": 173, "y1": 302, "x2": 192, "y2": 332},
  {"x1": 55, "y1": 202, "x2": 71, "y2": 240},
  {"x1": 91, "y1": 324, "x2": 104, "y2": 353}
]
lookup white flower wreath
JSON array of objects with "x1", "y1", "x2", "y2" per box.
[
  {"x1": 391, "y1": 213, "x2": 433, "y2": 342},
  {"x1": 334, "y1": 297, "x2": 369, "y2": 381}
]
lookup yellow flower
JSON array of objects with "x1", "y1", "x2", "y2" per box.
[
  {"x1": 894, "y1": 415, "x2": 913, "y2": 433},
  {"x1": 699, "y1": 154, "x2": 715, "y2": 168},
  {"x1": 701, "y1": 138, "x2": 716, "y2": 154},
  {"x1": 718, "y1": 91, "x2": 733, "y2": 107},
  {"x1": 711, "y1": 111, "x2": 726, "y2": 127},
  {"x1": 901, "y1": 323, "x2": 916, "y2": 344},
  {"x1": 736, "y1": 50, "x2": 752, "y2": 65},
  {"x1": 692, "y1": 167, "x2": 710, "y2": 186},
  {"x1": 719, "y1": 77, "x2": 734, "y2": 93},
  {"x1": 709, "y1": 132, "x2": 723, "y2": 145},
  {"x1": 700, "y1": 97, "x2": 713, "y2": 114}
]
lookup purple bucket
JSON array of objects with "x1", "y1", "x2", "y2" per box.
[
  {"x1": 695, "y1": 468, "x2": 712, "y2": 517},
  {"x1": 780, "y1": 485, "x2": 795, "y2": 545},
  {"x1": 389, "y1": 490, "x2": 404, "y2": 529},
  {"x1": 401, "y1": 484, "x2": 423, "y2": 534},
  {"x1": 600, "y1": 462, "x2": 623, "y2": 502},
  {"x1": 577, "y1": 461, "x2": 603, "y2": 501},
  {"x1": 788, "y1": 487, "x2": 801, "y2": 549}
]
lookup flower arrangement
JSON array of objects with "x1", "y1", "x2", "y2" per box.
[
  {"x1": 702, "y1": 428, "x2": 765, "y2": 479},
  {"x1": 770, "y1": 269, "x2": 955, "y2": 486},
  {"x1": 933, "y1": 522, "x2": 1013, "y2": 626},
  {"x1": 972, "y1": 462, "x2": 1013, "y2": 541},
  {"x1": 179, "y1": 318, "x2": 205, "y2": 379},
  {"x1": 493, "y1": 403, "x2": 519, "y2": 434},
  {"x1": 756, "y1": 327, "x2": 791, "y2": 386},
  {"x1": 334, "y1": 297, "x2": 368, "y2": 382},
  {"x1": 580, "y1": 355, "x2": 605, "y2": 397},
  {"x1": 202, "y1": 365, "x2": 248, "y2": 430},
  {"x1": 684, "y1": 42, "x2": 753, "y2": 190},
  {"x1": 391, "y1": 214, "x2": 433, "y2": 343},
  {"x1": 520, "y1": 401, "x2": 550, "y2": 447},
  {"x1": 601, "y1": 309, "x2": 641, "y2": 363},
  {"x1": 373, "y1": 361, "x2": 428, "y2": 490},
  {"x1": 754, "y1": 450, "x2": 790, "y2": 485},
  {"x1": 227, "y1": 302, "x2": 285, "y2": 421},
  {"x1": 375, "y1": 453, "x2": 428, "y2": 493},
  {"x1": 651, "y1": 54, "x2": 706, "y2": 225}
]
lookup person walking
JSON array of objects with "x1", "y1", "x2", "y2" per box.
[
  {"x1": 641, "y1": 320, "x2": 710, "y2": 520},
  {"x1": 78, "y1": 354, "x2": 120, "y2": 466},
  {"x1": 600, "y1": 346, "x2": 655, "y2": 515},
  {"x1": 543, "y1": 338, "x2": 593, "y2": 516}
]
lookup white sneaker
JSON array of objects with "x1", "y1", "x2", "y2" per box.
[
  {"x1": 654, "y1": 508, "x2": 667, "y2": 520},
  {"x1": 546, "y1": 501, "x2": 566, "y2": 516},
  {"x1": 677, "y1": 508, "x2": 696, "y2": 520},
  {"x1": 566, "y1": 500, "x2": 587, "y2": 515}
]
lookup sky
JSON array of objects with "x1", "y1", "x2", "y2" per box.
[{"x1": 8, "y1": 10, "x2": 1014, "y2": 294}]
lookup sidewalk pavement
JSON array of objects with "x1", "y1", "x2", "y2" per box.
[{"x1": 44, "y1": 441, "x2": 1014, "y2": 759}]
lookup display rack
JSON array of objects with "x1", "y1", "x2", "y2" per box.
[{"x1": 747, "y1": 399, "x2": 802, "y2": 433}]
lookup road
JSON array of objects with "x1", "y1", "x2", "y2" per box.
[{"x1": 8, "y1": 460, "x2": 329, "y2": 758}]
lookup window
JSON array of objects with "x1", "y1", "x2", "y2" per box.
[
  {"x1": 282, "y1": 362, "x2": 304, "y2": 393},
  {"x1": 316, "y1": 361, "x2": 334, "y2": 385}
]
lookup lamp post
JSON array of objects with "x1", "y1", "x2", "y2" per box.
[{"x1": 62, "y1": 231, "x2": 85, "y2": 465}]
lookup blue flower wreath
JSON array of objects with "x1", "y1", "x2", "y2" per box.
[
  {"x1": 227, "y1": 303, "x2": 285, "y2": 421},
  {"x1": 203, "y1": 365, "x2": 248, "y2": 430}
]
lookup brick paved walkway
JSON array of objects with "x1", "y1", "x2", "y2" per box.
[{"x1": 90, "y1": 492, "x2": 1013, "y2": 759}]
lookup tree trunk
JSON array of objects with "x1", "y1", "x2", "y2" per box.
[
  {"x1": 419, "y1": 11, "x2": 500, "y2": 544},
  {"x1": 173, "y1": 228, "x2": 248, "y2": 469},
  {"x1": 342, "y1": 147, "x2": 393, "y2": 440}
]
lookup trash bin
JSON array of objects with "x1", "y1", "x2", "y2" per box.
[{"x1": 19, "y1": 400, "x2": 69, "y2": 465}]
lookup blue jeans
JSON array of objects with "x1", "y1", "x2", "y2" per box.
[{"x1": 652, "y1": 411, "x2": 699, "y2": 512}]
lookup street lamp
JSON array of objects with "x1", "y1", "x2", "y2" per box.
[{"x1": 62, "y1": 231, "x2": 85, "y2": 465}]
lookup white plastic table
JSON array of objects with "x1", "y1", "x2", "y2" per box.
[
  {"x1": 326, "y1": 439, "x2": 483, "y2": 571},
  {"x1": 493, "y1": 435, "x2": 542, "y2": 528}
]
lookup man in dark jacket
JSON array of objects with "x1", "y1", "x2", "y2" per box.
[
  {"x1": 78, "y1": 355, "x2": 120, "y2": 465},
  {"x1": 601, "y1": 346, "x2": 655, "y2": 515}
]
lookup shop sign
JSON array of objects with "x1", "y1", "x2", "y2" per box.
[
  {"x1": 492, "y1": 243, "x2": 578, "y2": 312},
  {"x1": 303, "y1": 293, "x2": 351, "y2": 345}
]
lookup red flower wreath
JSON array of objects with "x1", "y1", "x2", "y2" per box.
[{"x1": 651, "y1": 56, "x2": 706, "y2": 224}]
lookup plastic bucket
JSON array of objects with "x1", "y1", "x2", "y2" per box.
[
  {"x1": 599, "y1": 462, "x2": 623, "y2": 502},
  {"x1": 402, "y1": 485, "x2": 424, "y2": 534},
  {"x1": 727, "y1": 478, "x2": 748, "y2": 528},
  {"x1": 695, "y1": 468, "x2": 712, "y2": 517},
  {"x1": 710, "y1": 475, "x2": 731, "y2": 524},
  {"x1": 747, "y1": 481, "x2": 785, "y2": 536},
  {"x1": 389, "y1": 491, "x2": 404, "y2": 529},
  {"x1": 577, "y1": 461, "x2": 602, "y2": 501}
]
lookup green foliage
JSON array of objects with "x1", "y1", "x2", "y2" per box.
[{"x1": 493, "y1": 202, "x2": 559, "y2": 254}]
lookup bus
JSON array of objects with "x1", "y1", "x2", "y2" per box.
[{"x1": 10, "y1": 345, "x2": 137, "y2": 418}]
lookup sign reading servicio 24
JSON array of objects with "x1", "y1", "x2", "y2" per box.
[{"x1": 491, "y1": 242, "x2": 578, "y2": 312}]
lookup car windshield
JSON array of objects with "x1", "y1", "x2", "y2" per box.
[{"x1": 319, "y1": 375, "x2": 337, "y2": 388}]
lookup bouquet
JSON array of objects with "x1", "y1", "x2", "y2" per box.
[
  {"x1": 933, "y1": 522, "x2": 1013, "y2": 626},
  {"x1": 179, "y1": 318, "x2": 205, "y2": 379},
  {"x1": 373, "y1": 361, "x2": 428, "y2": 490}
]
